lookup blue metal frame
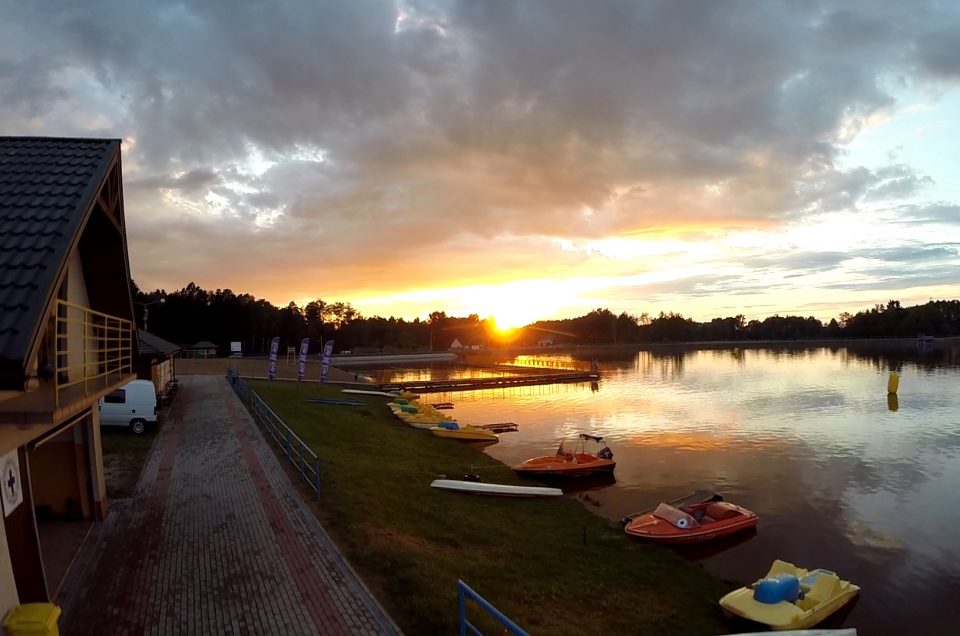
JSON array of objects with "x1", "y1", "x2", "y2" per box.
[{"x1": 457, "y1": 580, "x2": 528, "y2": 636}]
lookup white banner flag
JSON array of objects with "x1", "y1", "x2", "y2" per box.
[
  {"x1": 320, "y1": 340, "x2": 335, "y2": 382},
  {"x1": 267, "y1": 336, "x2": 280, "y2": 380},
  {"x1": 297, "y1": 338, "x2": 310, "y2": 381}
]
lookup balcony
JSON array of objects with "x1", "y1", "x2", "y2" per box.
[{"x1": 0, "y1": 300, "x2": 134, "y2": 429}]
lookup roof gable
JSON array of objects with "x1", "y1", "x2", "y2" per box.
[
  {"x1": 138, "y1": 329, "x2": 182, "y2": 357},
  {"x1": 0, "y1": 137, "x2": 120, "y2": 381}
]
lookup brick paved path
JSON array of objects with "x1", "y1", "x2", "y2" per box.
[{"x1": 59, "y1": 375, "x2": 401, "y2": 635}]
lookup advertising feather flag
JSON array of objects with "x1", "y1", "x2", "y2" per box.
[
  {"x1": 267, "y1": 336, "x2": 280, "y2": 380},
  {"x1": 320, "y1": 340, "x2": 335, "y2": 382},
  {"x1": 297, "y1": 337, "x2": 310, "y2": 381}
]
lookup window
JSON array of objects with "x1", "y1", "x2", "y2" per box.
[{"x1": 103, "y1": 389, "x2": 126, "y2": 404}]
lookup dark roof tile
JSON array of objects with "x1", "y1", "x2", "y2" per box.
[
  {"x1": 138, "y1": 330, "x2": 181, "y2": 357},
  {"x1": 0, "y1": 136, "x2": 119, "y2": 372}
]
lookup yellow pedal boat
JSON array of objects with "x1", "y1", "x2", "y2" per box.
[
  {"x1": 719, "y1": 559, "x2": 859, "y2": 631},
  {"x1": 430, "y1": 422, "x2": 499, "y2": 442},
  {"x1": 388, "y1": 403, "x2": 455, "y2": 430}
]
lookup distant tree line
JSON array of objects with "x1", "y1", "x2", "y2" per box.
[{"x1": 133, "y1": 282, "x2": 960, "y2": 355}]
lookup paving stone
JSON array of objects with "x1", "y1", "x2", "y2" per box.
[{"x1": 59, "y1": 375, "x2": 401, "y2": 635}]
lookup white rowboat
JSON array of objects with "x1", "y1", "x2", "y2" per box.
[
  {"x1": 342, "y1": 389, "x2": 400, "y2": 397},
  {"x1": 430, "y1": 479, "x2": 563, "y2": 497}
]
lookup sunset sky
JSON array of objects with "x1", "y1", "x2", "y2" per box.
[{"x1": 3, "y1": 1, "x2": 960, "y2": 327}]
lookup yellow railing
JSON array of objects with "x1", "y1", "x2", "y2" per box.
[{"x1": 54, "y1": 299, "x2": 133, "y2": 408}]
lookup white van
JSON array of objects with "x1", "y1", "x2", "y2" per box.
[{"x1": 98, "y1": 379, "x2": 158, "y2": 434}]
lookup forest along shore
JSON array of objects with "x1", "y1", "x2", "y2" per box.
[{"x1": 245, "y1": 379, "x2": 735, "y2": 635}]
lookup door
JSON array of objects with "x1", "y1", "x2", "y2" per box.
[
  {"x1": 3, "y1": 447, "x2": 49, "y2": 602},
  {"x1": 98, "y1": 388, "x2": 127, "y2": 426}
]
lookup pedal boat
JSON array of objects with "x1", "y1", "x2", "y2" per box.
[
  {"x1": 430, "y1": 421, "x2": 499, "y2": 442},
  {"x1": 512, "y1": 433, "x2": 615, "y2": 477},
  {"x1": 624, "y1": 500, "x2": 757, "y2": 544},
  {"x1": 719, "y1": 559, "x2": 860, "y2": 630},
  {"x1": 388, "y1": 403, "x2": 457, "y2": 430}
]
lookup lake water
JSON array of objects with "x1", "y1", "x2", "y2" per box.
[{"x1": 369, "y1": 346, "x2": 960, "y2": 634}]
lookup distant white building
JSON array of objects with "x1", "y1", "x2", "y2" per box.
[
  {"x1": 537, "y1": 336, "x2": 556, "y2": 347},
  {"x1": 449, "y1": 338, "x2": 463, "y2": 350}
]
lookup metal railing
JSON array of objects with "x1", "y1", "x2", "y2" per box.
[
  {"x1": 227, "y1": 369, "x2": 321, "y2": 493},
  {"x1": 54, "y1": 299, "x2": 133, "y2": 408},
  {"x1": 457, "y1": 580, "x2": 528, "y2": 636}
]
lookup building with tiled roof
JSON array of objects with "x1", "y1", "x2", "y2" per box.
[
  {"x1": 0, "y1": 137, "x2": 137, "y2": 611},
  {"x1": 137, "y1": 328, "x2": 180, "y2": 401}
]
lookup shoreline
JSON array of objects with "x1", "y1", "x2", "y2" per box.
[
  {"x1": 245, "y1": 378, "x2": 734, "y2": 634},
  {"x1": 485, "y1": 335, "x2": 960, "y2": 354}
]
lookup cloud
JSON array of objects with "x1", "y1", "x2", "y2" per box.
[
  {"x1": 894, "y1": 203, "x2": 960, "y2": 224},
  {"x1": 1, "y1": 0, "x2": 959, "y2": 316},
  {"x1": 129, "y1": 168, "x2": 220, "y2": 192},
  {"x1": 915, "y1": 25, "x2": 960, "y2": 79}
]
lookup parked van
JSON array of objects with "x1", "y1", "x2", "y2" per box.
[{"x1": 98, "y1": 379, "x2": 158, "y2": 434}]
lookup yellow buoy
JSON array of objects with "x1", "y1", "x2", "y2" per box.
[
  {"x1": 887, "y1": 392, "x2": 899, "y2": 412},
  {"x1": 887, "y1": 371, "x2": 899, "y2": 394}
]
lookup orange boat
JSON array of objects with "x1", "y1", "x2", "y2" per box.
[
  {"x1": 624, "y1": 500, "x2": 758, "y2": 544},
  {"x1": 512, "y1": 433, "x2": 615, "y2": 478}
]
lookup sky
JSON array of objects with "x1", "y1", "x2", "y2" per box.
[{"x1": 3, "y1": 1, "x2": 960, "y2": 328}]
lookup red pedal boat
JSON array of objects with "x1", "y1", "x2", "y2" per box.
[
  {"x1": 512, "y1": 433, "x2": 616, "y2": 478},
  {"x1": 624, "y1": 500, "x2": 757, "y2": 544}
]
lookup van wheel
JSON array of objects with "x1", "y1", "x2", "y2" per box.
[{"x1": 130, "y1": 419, "x2": 146, "y2": 435}]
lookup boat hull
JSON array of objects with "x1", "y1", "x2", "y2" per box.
[
  {"x1": 719, "y1": 560, "x2": 860, "y2": 630},
  {"x1": 430, "y1": 479, "x2": 562, "y2": 497},
  {"x1": 512, "y1": 453, "x2": 615, "y2": 477},
  {"x1": 430, "y1": 426, "x2": 499, "y2": 442},
  {"x1": 624, "y1": 501, "x2": 757, "y2": 544}
]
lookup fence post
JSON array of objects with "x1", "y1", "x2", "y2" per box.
[{"x1": 458, "y1": 583, "x2": 467, "y2": 636}]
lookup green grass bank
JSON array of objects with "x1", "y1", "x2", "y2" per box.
[
  {"x1": 250, "y1": 380, "x2": 734, "y2": 635},
  {"x1": 101, "y1": 428, "x2": 157, "y2": 499}
]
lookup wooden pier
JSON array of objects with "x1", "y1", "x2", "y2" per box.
[
  {"x1": 475, "y1": 422, "x2": 519, "y2": 433},
  {"x1": 379, "y1": 371, "x2": 599, "y2": 394}
]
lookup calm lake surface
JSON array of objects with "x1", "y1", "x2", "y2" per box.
[{"x1": 368, "y1": 347, "x2": 960, "y2": 635}]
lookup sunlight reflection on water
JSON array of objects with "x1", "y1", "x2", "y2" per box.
[{"x1": 373, "y1": 346, "x2": 960, "y2": 635}]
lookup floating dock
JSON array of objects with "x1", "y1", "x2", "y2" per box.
[
  {"x1": 378, "y1": 370, "x2": 598, "y2": 393},
  {"x1": 475, "y1": 422, "x2": 519, "y2": 433}
]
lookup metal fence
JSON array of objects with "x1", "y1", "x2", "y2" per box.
[
  {"x1": 227, "y1": 368, "x2": 321, "y2": 493},
  {"x1": 457, "y1": 580, "x2": 528, "y2": 636},
  {"x1": 54, "y1": 299, "x2": 133, "y2": 408}
]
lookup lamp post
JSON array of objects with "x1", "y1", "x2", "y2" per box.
[{"x1": 135, "y1": 298, "x2": 165, "y2": 332}]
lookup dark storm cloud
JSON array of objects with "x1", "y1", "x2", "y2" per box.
[
  {"x1": 0, "y1": 0, "x2": 957, "y2": 298},
  {"x1": 915, "y1": 25, "x2": 960, "y2": 79}
]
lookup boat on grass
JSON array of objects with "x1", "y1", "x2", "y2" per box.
[
  {"x1": 624, "y1": 500, "x2": 757, "y2": 544},
  {"x1": 388, "y1": 403, "x2": 458, "y2": 429},
  {"x1": 512, "y1": 433, "x2": 615, "y2": 478},
  {"x1": 342, "y1": 388, "x2": 420, "y2": 400},
  {"x1": 719, "y1": 560, "x2": 860, "y2": 631},
  {"x1": 430, "y1": 421, "x2": 499, "y2": 442},
  {"x1": 430, "y1": 479, "x2": 562, "y2": 497}
]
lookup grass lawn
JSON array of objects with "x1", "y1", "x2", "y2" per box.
[
  {"x1": 250, "y1": 380, "x2": 735, "y2": 635},
  {"x1": 100, "y1": 427, "x2": 156, "y2": 499}
]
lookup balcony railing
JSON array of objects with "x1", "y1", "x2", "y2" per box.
[{"x1": 54, "y1": 299, "x2": 133, "y2": 408}]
